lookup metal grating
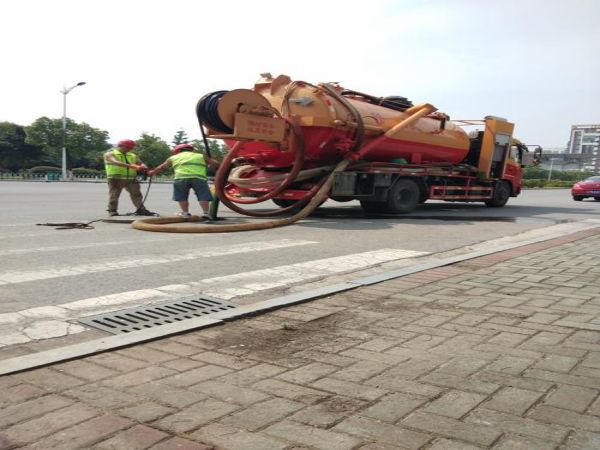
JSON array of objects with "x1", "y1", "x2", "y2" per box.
[{"x1": 78, "y1": 295, "x2": 237, "y2": 334}]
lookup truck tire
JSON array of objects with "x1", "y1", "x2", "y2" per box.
[
  {"x1": 386, "y1": 178, "x2": 420, "y2": 213},
  {"x1": 485, "y1": 180, "x2": 511, "y2": 207}
]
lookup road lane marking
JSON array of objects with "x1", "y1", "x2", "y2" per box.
[
  {"x1": 0, "y1": 247, "x2": 428, "y2": 345},
  {"x1": 0, "y1": 239, "x2": 318, "y2": 285}
]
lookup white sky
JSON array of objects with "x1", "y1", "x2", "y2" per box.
[{"x1": 1, "y1": 0, "x2": 598, "y2": 148}]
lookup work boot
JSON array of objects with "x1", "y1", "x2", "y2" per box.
[
  {"x1": 134, "y1": 207, "x2": 158, "y2": 216},
  {"x1": 202, "y1": 212, "x2": 215, "y2": 222},
  {"x1": 107, "y1": 210, "x2": 118, "y2": 217}
]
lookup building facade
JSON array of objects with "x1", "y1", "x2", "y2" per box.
[{"x1": 567, "y1": 124, "x2": 600, "y2": 172}]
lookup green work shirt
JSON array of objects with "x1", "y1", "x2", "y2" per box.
[
  {"x1": 169, "y1": 151, "x2": 207, "y2": 180},
  {"x1": 105, "y1": 149, "x2": 138, "y2": 180}
]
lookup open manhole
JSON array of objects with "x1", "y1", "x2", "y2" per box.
[{"x1": 78, "y1": 295, "x2": 237, "y2": 334}]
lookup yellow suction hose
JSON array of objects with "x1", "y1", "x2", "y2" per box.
[{"x1": 130, "y1": 158, "x2": 351, "y2": 233}]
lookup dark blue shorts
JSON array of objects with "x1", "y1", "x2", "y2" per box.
[{"x1": 172, "y1": 178, "x2": 213, "y2": 202}]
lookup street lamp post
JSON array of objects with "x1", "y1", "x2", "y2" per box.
[
  {"x1": 547, "y1": 158, "x2": 559, "y2": 181},
  {"x1": 61, "y1": 81, "x2": 86, "y2": 179}
]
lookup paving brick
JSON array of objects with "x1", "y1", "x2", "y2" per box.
[
  {"x1": 340, "y1": 348, "x2": 409, "y2": 365},
  {"x1": 116, "y1": 346, "x2": 178, "y2": 364},
  {"x1": 528, "y1": 405, "x2": 600, "y2": 432},
  {"x1": 191, "y1": 423, "x2": 288, "y2": 450},
  {"x1": 264, "y1": 419, "x2": 362, "y2": 450},
  {"x1": 364, "y1": 367, "x2": 445, "y2": 396},
  {"x1": 473, "y1": 371, "x2": 554, "y2": 393},
  {"x1": 0, "y1": 394, "x2": 72, "y2": 428},
  {"x1": 26, "y1": 414, "x2": 132, "y2": 450},
  {"x1": 130, "y1": 381, "x2": 208, "y2": 408},
  {"x1": 330, "y1": 360, "x2": 390, "y2": 382},
  {"x1": 118, "y1": 402, "x2": 175, "y2": 423},
  {"x1": 153, "y1": 398, "x2": 239, "y2": 433},
  {"x1": 16, "y1": 368, "x2": 85, "y2": 392},
  {"x1": 93, "y1": 424, "x2": 168, "y2": 450},
  {"x1": 533, "y1": 354, "x2": 579, "y2": 372},
  {"x1": 524, "y1": 369, "x2": 600, "y2": 390},
  {"x1": 334, "y1": 416, "x2": 430, "y2": 449},
  {"x1": 53, "y1": 360, "x2": 120, "y2": 381},
  {"x1": 148, "y1": 437, "x2": 214, "y2": 450},
  {"x1": 493, "y1": 434, "x2": 559, "y2": 450},
  {"x1": 87, "y1": 353, "x2": 150, "y2": 372},
  {"x1": 292, "y1": 396, "x2": 366, "y2": 428},
  {"x1": 484, "y1": 387, "x2": 543, "y2": 415},
  {"x1": 161, "y1": 358, "x2": 205, "y2": 372},
  {"x1": 191, "y1": 380, "x2": 270, "y2": 406},
  {"x1": 220, "y1": 397, "x2": 304, "y2": 430},
  {"x1": 421, "y1": 390, "x2": 487, "y2": 419},
  {"x1": 484, "y1": 356, "x2": 534, "y2": 375},
  {"x1": 437, "y1": 357, "x2": 490, "y2": 377},
  {"x1": 465, "y1": 408, "x2": 569, "y2": 442},
  {"x1": 191, "y1": 350, "x2": 258, "y2": 370},
  {"x1": 215, "y1": 363, "x2": 287, "y2": 386},
  {"x1": 544, "y1": 385, "x2": 597, "y2": 413},
  {"x1": 401, "y1": 410, "x2": 501, "y2": 447},
  {"x1": 276, "y1": 362, "x2": 338, "y2": 384},
  {"x1": 359, "y1": 392, "x2": 427, "y2": 422},
  {"x1": 312, "y1": 376, "x2": 389, "y2": 403},
  {"x1": 64, "y1": 384, "x2": 139, "y2": 409},
  {"x1": 101, "y1": 366, "x2": 178, "y2": 388},
  {"x1": 252, "y1": 378, "x2": 330, "y2": 404},
  {"x1": 428, "y1": 438, "x2": 483, "y2": 450},
  {"x1": 419, "y1": 371, "x2": 499, "y2": 394},
  {"x1": 148, "y1": 340, "x2": 203, "y2": 357},
  {"x1": 160, "y1": 364, "x2": 232, "y2": 387},
  {"x1": 564, "y1": 430, "x2": 600, "y2": 450},
  {"x1": 2, "y1": 404, "x2": 99, "y2": 445}
]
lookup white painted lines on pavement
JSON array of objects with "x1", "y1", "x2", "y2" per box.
[
  {"x1": 0, "y1": 239, "x2": 318, "y2": 286},
  {"x1": 0, "y1": 247, "x2": 428, "y2": 346}
]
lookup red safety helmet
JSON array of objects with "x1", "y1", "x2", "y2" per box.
[
  {"x1": 117, "y1": 139, "x2": 136, "y2": 150},
  {"x1": 171, "y1": 143, "x2": 194, "y2": 155}
]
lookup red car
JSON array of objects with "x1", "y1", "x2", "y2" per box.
[{"x1": 572, "y1": 176, "x2": 600, "y2": 201}]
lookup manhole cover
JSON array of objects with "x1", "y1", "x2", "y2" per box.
[{"x1": 78, "y1": 295, "x2": 236, "y2": 334}]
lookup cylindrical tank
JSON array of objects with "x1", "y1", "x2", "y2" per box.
[{"x1": 202, "y1": 74, "x2": 471, "y2": 168}]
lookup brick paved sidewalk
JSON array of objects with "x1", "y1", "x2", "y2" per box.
[{"x1": 1, "y1": 230, "x2": 600, "y2": 450}]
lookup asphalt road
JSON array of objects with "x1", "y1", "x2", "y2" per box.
[{"x1": 0, "y1": 181, "x2": 598, "y2": 352}]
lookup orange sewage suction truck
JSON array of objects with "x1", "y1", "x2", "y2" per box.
[{"x1": 196, "y1": 74, "x2": 541, "y2": 217}]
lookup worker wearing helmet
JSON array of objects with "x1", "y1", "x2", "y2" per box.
[
  {"x1": 103, "y1": 139, "x2": 155, "y2": 216},
  {"x1": 148, "y1": 143, "x2": 217, "y2": 219}
]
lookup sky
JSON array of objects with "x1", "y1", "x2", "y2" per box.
[{"x1": 1, "y1": 0, "x2": 599, "y2": 149}]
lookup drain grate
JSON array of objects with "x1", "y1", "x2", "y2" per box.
[{"x1": 78, "y1": 295, "x2": 237, "y2": 334}]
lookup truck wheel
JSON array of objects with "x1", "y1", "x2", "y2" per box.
[
  {"x1": 360, "y1": 201, "x2": 387, "y2": 213},
  {"x1": 386, "y1": 178, "x2": 420, "y2": 213},
  {"x1": 573, "y1": 196, "x2": 583, "y2": 201},
  {"x1": 485, "y1": 180, "x2": 511, "y2": 207}
]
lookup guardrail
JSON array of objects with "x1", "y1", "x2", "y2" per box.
[{"x1": 0, "y1": 173, "x2": 173, "y2": 183}]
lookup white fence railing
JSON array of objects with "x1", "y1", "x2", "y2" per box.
[{"x1": 0, "y1": 173, "x2": 173, "y2": 183}]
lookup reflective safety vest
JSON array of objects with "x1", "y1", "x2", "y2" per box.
[
  {"x1": 104, "y1": 149, "x2": 138, "y2": 180},
  {"x1": 169, "y1": 151, "x2": 207, "y2": 180}
]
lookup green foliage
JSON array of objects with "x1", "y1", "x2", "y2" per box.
[
  {"x1": 25, "y1": 117, "x2": 111, "y2": 169},
  {"x1": 71, "y1": 167, "x2": 103, "y2": 175},
  {"x1": 28, "y1": 165, "x2": 61, "y2": 173},
  {"x1": 134, "y1": 133, "x2": 172, "y2": 170},
  {"x1": 172, "y1": 129, "x2": 189, "y2": 146},
  {"x1": 191, "y1": 138, "x2": 227, "y2": 161},
  {"x1": 0, "y1": 122, "x2": 44, "y2": 171},
  {"x1": 523, "y1": 179, "x2": 577, "y2": 188}
]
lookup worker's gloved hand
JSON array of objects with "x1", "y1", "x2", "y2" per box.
[
  {"x1": 147, "y1": 169, "x2": 156, "y2": 177},
  {"x1": 129, "y1": 164, "x2": 142, "y2": 171}
]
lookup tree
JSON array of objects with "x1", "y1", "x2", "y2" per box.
[
  {"x1": 0, "y1": 122, "x2": 44, "y2": 171},
  {"x1": 172, "y1": 129, "x2": 189, "y2": 146},
  {"x1": 25, "y1": 117, "x2": 111, "y2": 170},
  {"x1": 135, "y1": 133, "x2": 171, "y2": 169},
  {"x1": 191, "y1": 138, "x2": 227, "y2": 161}
]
